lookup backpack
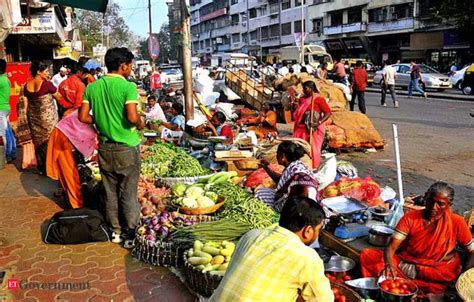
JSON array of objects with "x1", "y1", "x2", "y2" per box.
[{"x1": 41, "y1": 208, "x2": 110, "y2": 244}]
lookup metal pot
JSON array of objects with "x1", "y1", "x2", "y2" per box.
[
  {"x1": 368, "y1": 225, "x2": 394, "y2": 247},
  {"x1": 345, "y1": 277, "x2": 380, "y2": 300},
  {"x1": 378, "y1": 278, "x2": 418, "y2": 302}
]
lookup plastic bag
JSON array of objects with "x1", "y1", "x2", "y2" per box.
[{"x1": 314, "y1": 153, "x2": 337, "y2": 190}]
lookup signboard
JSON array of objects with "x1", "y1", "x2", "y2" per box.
[
  {"x1": 147, "y1": 34, "x2": 160, "y2": 61},
  {"x1": 200, "y1": 8, "x2": 227, "y2": 22},
  {"x1": 6, "y1": 62, "x2": 32, "y2": 122},
  {"x1": 12, "y1": 13, "x2": 55, "y2": 34},
  {"x1": 93, "y1": 43, "x2": 107, "y2": 57},
  {"x1": 294, "y1": 32, "x2": 308, "y2": 49}
]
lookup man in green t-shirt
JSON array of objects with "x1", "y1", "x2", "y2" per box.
[
  {"x1": 79, "y1": 48, "x2": 145, "y2": 247},
  {"x1": 0, "y1": 58, "x2": 16, "y2": 162}
]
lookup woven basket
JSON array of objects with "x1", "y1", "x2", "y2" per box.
[
  {"x1": 155, "y1": 174, "x2": 213, "y2": 186},
  {"x1": 456, "y1": 268, "x2": 474, "y2": 301},
  {"x1": 132, "y1": 214, "x2": 217, "y2": 267},
  {"x1": 183, "y1": 255, "x2": 224, "y2": 297},
  {"x1": 331, "y1": 281, "x2": 363, "y2": 302},
  {"x1": 235, "y1": 159, "x2": 261, "y2": 170},
  {"x1": 177, "y1": 199, "x2": 225, "y2": 215}
]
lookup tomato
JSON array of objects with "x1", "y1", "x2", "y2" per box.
[
  {"x1": 338, "y1": 296, "x2": 347, "y2": 302},
  {"x1": 331, "y1": 288, "x2": 340, "y2": 296},
  {"x1": 391, "y1": 288, "x2": 401, "y2": 295},
  {"x1": 401, "y1": 284, "x2": 408, "y2": 290},
  {"x1": 343, "y1": 275, "x2": 351, "y2": 281},
  {"x1": 380, "y1": 283, "x2": 390, "y2": 291}
]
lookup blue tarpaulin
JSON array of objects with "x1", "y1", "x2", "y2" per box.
[{"x1": 84, "y1": 59, "x2": 101, "y2": 70}]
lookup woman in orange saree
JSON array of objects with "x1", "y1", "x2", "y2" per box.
[
  {"x1": 360, "y1": 182, "x2": 474, "y2": 294},
  {"x1": 293, "y1": 81, "x2": 332, "y2": 169}
]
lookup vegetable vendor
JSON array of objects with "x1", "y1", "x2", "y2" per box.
[
  {"x1": 360, "y1": 181, "x2": 474, "y2": 294},
  {"x1": 256, "y1": 141, "x2": 319, "y2": 212},
  {"x1": 142, "y1": 95, "x2": 167, "y2": 125},
  {"x1": 160, "y1": 103, "x2": 185, "y2": 131},
  {"x1": 206, "y1": 111, "x2": 234, "y2": 144},
  {"x1": 210, "y1": 197, "x2": 334, "y2": 302},
  {"x1": 238, "y1": 102, "x2": 278, "y2": 140}
]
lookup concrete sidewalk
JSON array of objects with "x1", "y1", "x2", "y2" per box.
[
  {"x1": 366, "y1": 87, "x2": 474, "y2": 101},
  {"x1": 0, "y1": 160, "x2": 196, "y2": 301}
]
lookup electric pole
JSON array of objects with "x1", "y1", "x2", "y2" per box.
[
  {"x1": 300, "y1": 0, "x2": 304, "y2": 64},
  {"x1": 148, "y1": 0, "x2": 154, "y2": 69},
  {"x1": 181, "y1": 0, "x2": 194, "y2": 121}
]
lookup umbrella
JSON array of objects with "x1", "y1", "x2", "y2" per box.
[{"x1": 84, "y1": 59, "x2": 101, "y2": 70}]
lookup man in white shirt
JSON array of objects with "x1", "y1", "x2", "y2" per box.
[
  {"x1": 381, "y1": 60, "x2": 399, "y2": 108},
  {"x1": 278, "y1": 64, "x2": 289, "y2": 76},
  {"x1": 51, "y1": 66, "x2": 68, "y2": 88},
  {"x1": 143, "y1": 95, "x2": 167, "y2": 123}
]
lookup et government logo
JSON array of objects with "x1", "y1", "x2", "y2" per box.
[{"x1": 7, "y1": 278, "x2": 91, "y2": 290}]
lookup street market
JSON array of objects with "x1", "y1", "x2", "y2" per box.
[{"x1": 1, "y1": 0, "x2": 474, "y2": 302}]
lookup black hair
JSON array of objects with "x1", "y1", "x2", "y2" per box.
[
  {"x1": 104, "y1": 47, "x2": 134, "y2": 72},
  {"x1": 356, "y1": 60, "x2": 363, "y2": 67},
  {"x1": 30, "y1": 61, "x2": 48, "y2": 76},
  {"x1": 81, "y1": 67, "x2": 90, "y2": 74},
  {"x1": 385, "y1": 59, "x2": 391, "y2": 65},
  {"x1": 279, "y1": 197, "x2": 325, "y2": 232},
  {"x1": 301, "y1": 66, "x2": 307, "y2": 73},
  {"x1": 213, "y1": 111, "x2": 227, "y2": 123},
  {"x1": 158, "y1": 95, "x2": 167, "y2": 102},
  {"x1": 277, "y1": 141, "x2": 305, "y2": 162},
  {"x1": 96, "y1": 67, "x2": 102, "y2": 71},
  {"x1": 172, "y1": 102, "x2": 183, "y2": 115},
  {"x1": 90, "y1": 68, "x2": 96, "y2": 73},
  {"x1": 0, "y1": 58, "x2": 6, "y2": 74},
  {"x1": 289, "y1": 67, "x2": 294, "y2": 73},
  {"x1": 69, "y1": 62, "x2": 81, "y2": 74},
  {"x1": 302, "y1": 80, "x2": 318, "y2": 93},
  {"x1": 424, "y1": 181, "x2": 454, "y2": 204},
  {"x1": 147, "y1": 95, "x2": 156, "y2": 101}
]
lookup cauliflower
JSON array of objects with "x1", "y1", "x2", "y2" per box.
[
  {"x1": 186, "y1": 186, "x2": 204, "y2": 199},
  {"x1": 172, "y1": 183, "x2": 187, "y2": 197},
  {"x1": 205, "y1": 191, "x2": 218, "y2": 202},
  {"x1": 197, "y1": 196, "x2": 215, "y2": 208},
  {"x1": 182, "y1": 197, "x2": 198, "y2": 208}
]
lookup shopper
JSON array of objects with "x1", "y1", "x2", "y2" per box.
[
  {"x1": 0, "y1": 58, "x2": 16, "y2": 162},
  {"x1": 408, "y1": 61, "x2": 428, "y2": 99},
  {"x1": 333, "y1": 58, "x2": 347, "y2": 85},
  {"x1": 381, "y1": 60, "x2": 399, "y2": 108},
  {"x1": 150, "y1": 68, "x2": 163, "y2": 97},
  {"x1": 51, "y1": 66, "x2": 68, "y2": 88},
  {"x1": 316, "y1": 62, "x2": 328, "y2": 80},
  {"x1": 57, "y1": 62, "x2": 85, "y2": 117},
  {"x1": 79, "y1": 47, "x2": 145, "y2": 247},
  {"x1": 350, "y1": 60, "x2": 368, "y2": 114},
  {"x1": 210, "y1": 196, "x2": 334, "y2": 302}
]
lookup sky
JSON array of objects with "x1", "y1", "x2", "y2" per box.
[{"x1": 114, "y1": 0, "x2": 169, "y2": 38}]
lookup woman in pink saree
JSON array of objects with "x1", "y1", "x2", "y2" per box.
[{"x1": 293, "y1": 81, "x2": 332, "y2": 169}]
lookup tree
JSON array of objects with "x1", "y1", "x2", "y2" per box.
[
  {"x1": 138, "y1": 22, "x2": 181, "y2": 64},
  {"x1": 76, "y1": 3, "x2": 136, "y2": 55}
]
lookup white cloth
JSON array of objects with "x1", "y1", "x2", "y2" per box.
[
  {"x1": 51, "y1": 73, "x2": 67, "y2": 88},
  {"x1": 145, "y1": 104, "x2": 167, "y2": 122},
  {"x1": 305, "y1": 64, "x2": 314, "y2": 74},
  {"x1": 279, "y1": 66, "x2": 289, "y2": 76},
  {"x1": 292, "y1": 64, "x2": 301, "y2": 74},
  {"x1": 382, "y1": 65, "x2": 397, "y2": 85}
]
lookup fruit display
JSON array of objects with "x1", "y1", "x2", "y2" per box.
[
  {"x1": 331, "y1": 287, "x2": 348, "y2": 302},
  {"x1": 185, "y1": 240, "x2": 235, "y2": 277},
  {"x1": 323, "y1": 176, "x2": 386, "y2": 208},
  {"x1": 137, "y1": 177, "x2": 170, "y2": 217},
  {"x1": 244, "y1": 164, "x2": 284, "y2": 190},
  {"x1": 379, "y1": 278, "x2": 417, "y2": 296},
  {"x1": 325, "y1": 272, "x2": 352, "y2": 284},
  {"x1": 140, "y1": 141, "x2": 208, "y2": 179}
]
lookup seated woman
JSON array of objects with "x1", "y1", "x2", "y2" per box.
[
  {"x1": 360, "y1": 181, "x2": 474, "y2": 294},
  {"x1": 256, "y1": 141, "x2": 319, "y2": 212},
  {"x1": 206, "y1": 111, "x2": 234, "y2": 144},
  {"x1": 160, "y1": 103, "x2": 185, "y2": 131},
  {"x1": 240, "y1": 103, "x2": 278, "y2": 140}
]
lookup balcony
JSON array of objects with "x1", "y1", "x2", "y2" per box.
[
  {"x1": 367, "y1": 18, "x2": 414, "y2": 33},
  {"x1": 217, "y1": 44, "x2": 231, "y2": 52},
  {"x1": 323, "y1": 22, "x2": 366, "y2": 35}
]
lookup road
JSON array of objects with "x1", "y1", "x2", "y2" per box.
[{"x1": 339, "y1": 92, "x2": 474, "y2": 214}]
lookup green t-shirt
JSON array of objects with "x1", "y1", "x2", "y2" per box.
[
  {"x1": 0, "y1": 74, "x2": 11, "y2": 112},
  {"x1": 83, "y1": 74, "x2": 139, "y2": 147}
]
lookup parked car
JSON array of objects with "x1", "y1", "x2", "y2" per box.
[
  {"x1": 341, "y1": 58, "x2": 376, "y2": 86},
  {"x1": 159, "y1": 64, "x2": 183, "y2": 91},
  {"x1": 460, "y1": 64, "x2": 474, "y2": 95},
  {"x1": 449, "y1": 66, "x2": 468, "y2": 90},
  {"x1": 373, "y1": 64, "x2": 452, "y2": 91}
]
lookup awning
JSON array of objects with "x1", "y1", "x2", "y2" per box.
[{"x1": 44, "y1": 0, "x2": 109, "y2": 13}]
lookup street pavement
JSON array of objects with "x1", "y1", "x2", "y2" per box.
[{"x1": 366, "y1": 85, "x2": 474, "y2": 101}]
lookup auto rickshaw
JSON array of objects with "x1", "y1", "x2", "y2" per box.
[{"x1": 461, "y1": 63, "x2": 474, "y2": 95}]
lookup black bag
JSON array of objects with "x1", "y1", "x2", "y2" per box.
[{"x1": 41, "y1": 208, "x2": 110, "y2": 244}]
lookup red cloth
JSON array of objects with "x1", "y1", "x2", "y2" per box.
[
  {"x1": 58, "y1": 75, "x2": 86, "y2": 109},
  {"x1": 24, "y1": 80, "x2": 56, "y2": 99},
  {"x1": 293, "y1": 93, "x2": 331, "y2": 169},
  {"x1": 360, "y1": 209, "x2": 472, "y2": 294},
  {"x1": 219, "y1": 124, "x2": 234, "y2": 143},
  {"x1": 150, "y1": 73, "x2": 163, "y2": 90},
  {"x1": 351, "y1": 67, "x2": 368, "y2": 91},
  {"x1": 86, "y1": 74, "x2": 96, "y2": 84}
]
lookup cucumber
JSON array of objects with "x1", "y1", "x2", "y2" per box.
[
  {"x1": 188, "y1": 257, "x2": 211, "y2": 266},
  {"x1": 193, "y1": 251, "x2": 213, "y2": 260},
  {"x1": 193, "y1": 240, "x2": 204, "y2": 251},
  {"x1": 202, "y1": 246, "x2": 221, "y2": 256},
  {"x1": 209, "y1": 270, "x2": 226, "y2": 277}
]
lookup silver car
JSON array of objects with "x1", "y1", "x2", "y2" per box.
[
  {"x1": 159, "y1": 64, "x2": 184, "y2": 91},
  {"x1": 374, "y1": 64, "x2": 452, "y2": 92}
]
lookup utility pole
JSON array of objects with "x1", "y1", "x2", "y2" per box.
[
  {"x1": 300, "y1": 0, "x2": 304, "y2": 64},
  {"x1": 181, "y1": 0, "x2": 194, "y2": 121},
  {"x1": 148, "y1": 0, "x2": 154, "y2": 69}
]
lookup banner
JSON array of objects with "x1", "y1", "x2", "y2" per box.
[{"x1": 294, "y1": 32, "x2": 308, "y2": 49}]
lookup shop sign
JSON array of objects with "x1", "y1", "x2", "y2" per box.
[
  {"x1": 367, "y1": 18, "x2": 414, "y2": 33},
  {"x1": 200, "y1": 8, "x2": 227, "y2": 22},
  {"x1": 93, "y1": 44, "x2": 107, "y2": 57},
  {"x1": 12, "y1": 13, "x2": 55, "y2": 34}
]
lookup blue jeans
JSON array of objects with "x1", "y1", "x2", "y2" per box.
[
  {"x1": 0, "y1": 111, "x2": 15, "y2": 158},
  {"x1": 408, "y1": 79, "x2": 425, "y2": 96}
]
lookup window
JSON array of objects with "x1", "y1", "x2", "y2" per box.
[
  {"x1": 313, "y1": 0, "x2": 333, "y2": 4},
  {"x1": 282, "y1": 0, "x2": 291, "y2": 10},
  {"x1": 398, "y1": 65, "x2": 410, "y2": 74},
  {"x1": 223, "y1": 36, "x2": 231, "y2": 45},
  {"x1": 312, "y1": 18, "x2": 322, "y2": 33},
  {"x1": 231, "y1": 14, "x2": 239, "y2": 25},
  {"x1": 241, "y1": 12, "x2": 247, "y2": 22},
  {"x1": 250, "y1": 30, "x2": 258, "y2": 40},
  {"x1": 231, "y1": 0, "x2": 238, "y2": 4},
  {"x1": 348, "y1": 8, "x2": 362, "y2": 24},
  {"x1": 232, "y1": 33, "x2": 241, "y2": 43},
  {"x1": 193, "y1": 41, "x2": 199, "y2": 50},
  {"x1": 261, "y1": 27, "x2": 269, "y2": 39},
  {"x1": 200, "y1": 41, "x2": 204, "y2": 49},
  {"x1": 281, "y1": 22, "x2": 291, "y2": 35},
  {"x1": 259, "y1": 6, "x2": 267, "y2": 16},
  {"x1": 294, "y1": 20, "x2": 306, "y2": 33},
  {"x1": 270, "y1": 3, "x2": 279, "y2": 14},
  {"x1": 330, "y1": 11, "x2": 343, "y2": 26},
  {"x1": 249, "y1": 9, "x2": 257, "y2": 19},
  {"x1": 242, "y1": 34, "x2": 248, "y2": 43},
  {"x1": 295, "y1": 0, "x2": 306, "y2": 6},
  {"x1": 270, "y1": 24, "x2": 279, "y2": 37},
  {"x1": 205, "y1": 39, "x2": 211, "y2": 47}
]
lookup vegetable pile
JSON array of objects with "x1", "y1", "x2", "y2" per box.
[
  {"x1": 140, "y1": 142, "x2": 208, "y2": 178},
  {"x1": 212, "y1": 182, "x2": 279, "y2": 229},
  {"x1": 136, "y1": 211, "x2": 202, "y2": 242},
  {"x1": 186, "y1": 240, "x2": 235, "y2": 277},
  {"x1": 379, "y1": 278, "x2": 417, "y2": 296},
  {"x1": 137, "y1": 177, "x2": 170, "y2": 217}
]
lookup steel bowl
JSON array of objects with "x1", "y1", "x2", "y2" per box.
[
  {"x1": 378, "y1": 277, "x2": 418, "y2": 302},
  {"x1": 324, "y1": 256, "x2": 356, "y2": 273},
  {"x1": 368, "y1": 225, "x2": 394, "y2": 247},
  {"x1": 345, "y1": 277, "x2": 380, "y2": 300}
]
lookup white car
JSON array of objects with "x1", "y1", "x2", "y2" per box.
[{"x1": 449, "y1": 66, "x2": 468, "y2": 90}]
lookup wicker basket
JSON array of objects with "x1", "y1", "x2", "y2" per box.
[
  {"x1": 132, "y1": 214, "x2": 217, "y2": 267},
  {"x1": 331, "y1": 281, "x2": 364, "y2": 302},
  {"x1": 183, "y1": 254, "x2": 224, "y2": 297},
  {"x1": 155, "y1": 174, "x2": 213, "y2": 186},
  {"x1": 235, "y1": 159, "x2": 261, "y2": 170},
  {"x1": 177, "y1": 199, "x2": 225, "y2": 215},
  {"x1": 456, "y1": 268, "x2": 474, "y2": 301}
]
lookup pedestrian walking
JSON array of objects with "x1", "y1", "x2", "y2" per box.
[
  {"x1": 79, "y1": 47, "x2": 145, "y2": 248},
  {"x1": 350, "y1": 60, "x2": 368, "y2": 114},
  {"x1": 0, "y1": 58, "x2": 16, "y2": 163},
  {"x1": 150, "y1": 68, "x2": 163, "y2": 97},
  {"x1": 381, "y1": 60, "x2": 399, "y2": 108},
  {"x1": 408, "y1": 60, "x2": 428, "y2": 99},
  {"x1": 51, "y1": 66, "x2": 68, "y2": 88}
]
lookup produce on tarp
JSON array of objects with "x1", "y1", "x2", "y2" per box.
[
  {"x1": 185, "y1": 240, "x2": 235, "y2": 276},
  {"x1": 140, "y1": 141, "x2": 208, "y2": 179},
  {"x1": 212, "y1": 182, "x2": 279, "y2": 228},
  {"x1": 244, "y1": 164, "x2": 284, "y2": 190},
  {"x1": 323, "y1": 176, "x2": 386, "y2": 208},
  {"x1": 137, "y1": 177, "x2": 170, "y2": 217}
]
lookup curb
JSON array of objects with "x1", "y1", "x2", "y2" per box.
[{"x1": 366, "y1": 87, "x2": 474, "y2": 101}]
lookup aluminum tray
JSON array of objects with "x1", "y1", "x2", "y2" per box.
[{"x1": 321, "y1": 196, "x2": 368, "y2": 215}]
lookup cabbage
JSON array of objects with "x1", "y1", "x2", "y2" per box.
[
  {"x1": 182, "y1": 197, "x2": 198, "y2": 208},
  {"x1": 185, "y1": 186, "x2": 204, "y2": 199},
  {"x1": 205, "y1": 191, "x2": 218, "y2": 202},
  {"x1": 172, "y1": 183, "x2": 187, "y2": 197},
  {"x1": 197, "y1": 196, "x2": 215, "y2": 207}
]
